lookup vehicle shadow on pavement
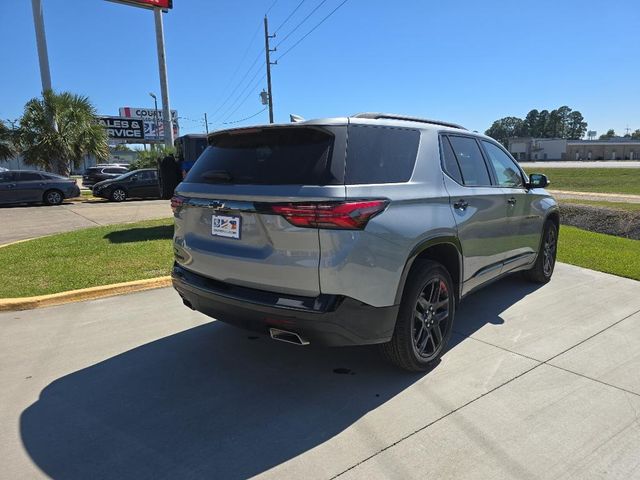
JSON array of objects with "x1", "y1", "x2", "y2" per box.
[
  {"x1": 104, "y1": 224, "x2": 173, "y2": 243},
  {"x1": 451, "y1": 274, "x2": 543, "y2": 347},
  {"x1": 19, "y1": 276, "x2": 540, "y2": 480}
]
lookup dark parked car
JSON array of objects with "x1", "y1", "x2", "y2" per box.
[
  {"x1": 92, "y1": 168, "x2": 160, "y2": 202},
  {"x1": 0, "y1": 170, "x2": 80, "y2": 206},
  {"x1": 82, "y1": 166, "x2": 129, "y2": 187}
]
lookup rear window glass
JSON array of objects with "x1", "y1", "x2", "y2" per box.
[
  {"x1": 346, "y1": 125, "x2": 419, "y2": 184},
  {"x1": 186, "y1": 127, "x2": 337, "y2": 185}
]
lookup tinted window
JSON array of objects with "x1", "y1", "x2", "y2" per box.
[
  {"x1": 41, "y1": 173, "x2": 67, "y2": 180},
  {"x1": 104, "y1": 168, "x2": 127, "y2": 174},
  {"x1": 346, "y1": 125, "x2": 419, "y2": 184},
  {"x1": 186, "y1": 127, "x2": 337, "y2": 185},
  {"x1": 17, "y1": 172, "x2": 43, "y2": 181},
  {"x1": 440, "y1": 136, "x2": 463, "y2": 184},
  {"x1": 481, "y1": 141, "x2": 523, "y2": 187},
  {"x1": 0, "y1": 172, "x2": 15, "y2": 183},
  {"x1": 446, "y1": 136, "x2": 491, "y2": 186},
  {"x1": 138, "y1": 171, "x2": 157, "y2": 181},
  {"x1": 85, "y1": 168, "x2": 101, "y2": 174}
]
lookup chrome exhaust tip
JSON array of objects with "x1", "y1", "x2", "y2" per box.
[{"x1": 269, "y1": 328, "x2": 310, "y2": 346}]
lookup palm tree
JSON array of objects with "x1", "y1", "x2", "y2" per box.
[
  {"x1": 15, "y1": 90, "x2": 108, "y2": 175},
  {"x1": 0, "y1": 121, "x2": 15, "y2": 161}
]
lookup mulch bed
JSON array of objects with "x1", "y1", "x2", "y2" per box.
[{"x1": 559, "y1": 204, "x2": 640, "y2": 240}]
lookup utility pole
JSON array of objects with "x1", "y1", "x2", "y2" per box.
[
  {"x1": 264, "y1": 16, "x2": 276, "y2": 123},
  {"x1": 204, "y1": 112, "x2": 209, "y2": 135},
  {"x1": 31, "y1": 0, "x2": 52, "y2": 93},
  {"x1": 154, "y1": 7, "x2": 174, "y2": 147}
]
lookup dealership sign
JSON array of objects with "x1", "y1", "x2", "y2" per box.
[
  {"x1": 107, "y1": 0, "x2": 173, "y2": 10},
  {"x1": 119, "y1": 106, "x2": 178, "y2": 122},
  {"x1": 98, "y1": 116, "x2": 145, "y2": 141},
  {"x1": 119, "y1": 106, "x2": 179, "y2": 141}
]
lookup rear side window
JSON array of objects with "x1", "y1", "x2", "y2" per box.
[
  {"x1": 186, "y1": 127, "x2": 337, "y2": 185},
  {"x1": 440, "y1": 136, "x2": 463, "y2": 184},
  {"x1": 17, "y1": 172, "x2": 43, "y2": 181},
  {"x1": 446, "y1": 136, "x2": 491, "y2": 187},
  {"x1": 346, "y1": 125, "x2": 419, "y2": 184},
  {"x1": 104, "y1": 168, "x2": 126, "y2": 174}
]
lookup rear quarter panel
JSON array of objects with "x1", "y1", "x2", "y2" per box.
[{"x1": 319, "y1": 129, "x2": 457, "y2": 307}]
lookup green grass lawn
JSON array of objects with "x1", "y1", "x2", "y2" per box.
[
  {"x1": 0, "y1": 218, "x2": 174, "y2": 298},
  {"x1": 558, "y1": 226, "x2": 640, "y2": 281},
  {"x1": 0, "y1": 218, "x2": 637, "y2": 299},
  {"x1": 559, "y1": 199, "x2": 640, "y2": 213},
  {"x1": 523, "y1": 168, "x2": 640, "y2": 195}
]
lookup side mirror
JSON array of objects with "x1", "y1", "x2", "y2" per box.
[{"x1": 528, "y1": 173, "x2": 549, "y2": 189}]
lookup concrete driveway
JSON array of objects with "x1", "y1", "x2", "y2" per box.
[
  {"x1": 1, "y1": 263, "x2": 639, "y2": 479},
  {"x1": 0, "y1": 199, "x2": 171, "y2": 245}
]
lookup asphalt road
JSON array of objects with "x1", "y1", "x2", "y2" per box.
[
  {"x1": 0, "y1": 199, "x2": 171, "y2": 245},
  {"x1": 1, "y1": 263, "x2": 639, "y2": 479},
  {"x1": 520, "y1": 160, "x2": 640, "y2": 168}
]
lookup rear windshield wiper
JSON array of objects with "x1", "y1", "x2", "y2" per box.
[{"x1": 201, "y1": 170, "x2": 234, "y2": 183}]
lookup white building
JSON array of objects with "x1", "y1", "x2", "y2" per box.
[{"x1": 508, "y1": 138, "x2": 567, "y2": 161}]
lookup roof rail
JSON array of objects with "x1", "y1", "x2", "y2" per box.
[{"x1": 352, "y1": 112, "x2": 466, "y2": 130}]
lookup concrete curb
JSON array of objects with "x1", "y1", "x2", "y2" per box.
[{"x1": 0, "y1": 276, "x2": 172, "y2": 312}]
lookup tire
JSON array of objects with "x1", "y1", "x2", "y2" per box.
[
  {"x1": 110, "y1": 188, "x2": 127, "y2": 202},
  {"x1": 523, "y1": 220, "x2": 558, "y2": 284},
  {"x1": 43, "y1": 189, "x2": 63, "y2": 206},
  {"x1": 381, "y1": 260, "x2": 456, "y2": 372}
]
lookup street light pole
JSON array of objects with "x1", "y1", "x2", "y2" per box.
[
  {"x1": 153, "y1": 7, "x2": 174, "y2": 147},
  {"x1": 31, "y1": 0, "x2": 52, "y2": 93},
  {"x1": 149, "y1": 92, "x2": 160, "y2": 150}
]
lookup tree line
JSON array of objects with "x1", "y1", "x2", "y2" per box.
[{"x1": 485, "y1": 106, "x2": 588, "y2": 146}]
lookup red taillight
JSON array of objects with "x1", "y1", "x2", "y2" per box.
[
  {"x1": 267, "y1": 200, "x2": 388, "y2": 230},
  {"x1": 171, "y1": 195, "x2": 185, "y2": 213}
]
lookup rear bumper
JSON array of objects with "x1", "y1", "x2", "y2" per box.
[{"x1": 172, "y1": 264, "x2": 398, "y2": 347}]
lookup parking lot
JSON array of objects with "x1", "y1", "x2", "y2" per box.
[
  {"x1": 0, "y1": 199, "x2": 170, "y2": 245},
  {"x1": 1, "y1": 262, "x2": 639, "y2": 479}
]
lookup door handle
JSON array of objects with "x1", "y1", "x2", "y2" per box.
[
  {"x1": 453, "y1": 199, "x2": 468, "y2": 210},
  {"x1": 507, "y1": 197, "x2": 517, "y2": 206}
]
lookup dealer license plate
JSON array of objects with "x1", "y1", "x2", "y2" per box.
[{"x1": 211, "y1": 214, "x2": 241, "y2": 239}]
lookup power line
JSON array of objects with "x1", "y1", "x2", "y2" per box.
[
  {"x1": 218, "y1": 68, "x2": 267, "y2": 122},
  {"x1": 273, "y1": 0, "x2": 306, "y2": 34},
  {"x1": 220, "y1": 73, "x2": 268, "y2": 123},
  {"x1": 210, "y1": 47, "x2": 264, "y2": 119},
  {"x1": 216, "y1": 63, "x2": 266, "y2": 122},
  {"x1": 276, "y1": 0, "x2": 349, "y2": 62},
  {"x1": 214, "y1": 57, "x2": 265, "y2": 122},
  {"x1": 223, "y1": 106, "x2": 268, "y2": 125},
  {"x1": 265, "y1": 0, "x2": 279, "y2": 15},
  {"x1": 274, "y1": 0, "x2": 328, "y2": 49},
  {"x1": 208, "y1": 0, "x2": 278, "y2": 119}
]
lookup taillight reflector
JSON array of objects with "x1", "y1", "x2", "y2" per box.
[{"x1": 267, "y1": 200, "x2": 388, "y2": 230}]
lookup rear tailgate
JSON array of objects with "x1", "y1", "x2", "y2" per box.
[{"x1": 173, "y1": 125, "x2": 346, "y2": 297}]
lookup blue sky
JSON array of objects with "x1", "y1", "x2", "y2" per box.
[{"x1": 1, "y1": 0, "x2": 639, "y2": 137}]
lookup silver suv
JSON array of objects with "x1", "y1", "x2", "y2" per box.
[{"x1": 171, "y1": 113, "x2": 559, "y2": 371}]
